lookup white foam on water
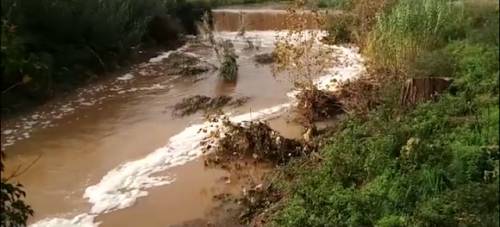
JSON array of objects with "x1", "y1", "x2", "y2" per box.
[
  {"x1": 1, "y1": 46, "x2": 191, "y2": 151},
  {"x1": 2, "y1": 129, "x2": 13, "y2": 135},
  {"x1": 30, "y1": 214, "x2": 97, "y2": 227},
  {"x1": 84, "y1": 102, "x2": 290, "y2": 214},
  {"x1": 116, "y1": 73, "x2": 134, "y2": 81},
  {"x1": 30, "y1": 103, "x2": 290, "y2": 227},
  {"x1": 148, "y1": 51, "x2": 174, "y2": 63},
  {"x1": 315, "y1": 46, "x2": 365, "y2": 91},
  {"x1": 28, "y1": 31, "x2": 365, "y2": 227},
  {"x1": 214, "y1": 30, "x2": 328, "y2": 49},
  {"x1": 286, "y1": 45, "x2": 365, "y2": 102}
]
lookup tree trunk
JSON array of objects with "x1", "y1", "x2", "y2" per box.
[{"x1": 400, "y1": 77, "x2": 452, "y2": 106}]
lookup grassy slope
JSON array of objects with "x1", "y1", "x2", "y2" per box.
[{"x1": 274, "y1": 0, "x2": 499, "y2": 226}]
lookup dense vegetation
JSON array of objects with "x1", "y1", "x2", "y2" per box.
[
  {"x1": 274, "y1": 0, "x2": 499, "y2": 226},
  {"x1": 0, "y1": 0, "x2": 215, "y2": 115},
  {"x1": 0, "y1": 0, "x2": 282, "y2": 115},
  {"x1": 1, "y1": 0, "x2": 497, "y2": 225}
]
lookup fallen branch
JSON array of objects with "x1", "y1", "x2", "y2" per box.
[{"x1": 4, "y1": 154, "x2": 42, "y2": 181}]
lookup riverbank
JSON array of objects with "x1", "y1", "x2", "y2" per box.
[
  {"x1": 2, "y1": 1, "x2": 498, "y2": 226},
  {"x1": 239, "y1": 0, "x2": 499, "y2": 226}
]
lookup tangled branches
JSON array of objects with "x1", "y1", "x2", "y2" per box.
[
  {"x1": 202, "y1": 116, "x2": 315, "y2": 166},
  {"x1": 198, "y1": 13, "x2": 238, "y2": 81}
]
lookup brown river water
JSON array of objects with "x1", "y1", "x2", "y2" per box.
[
  {"x1": 2, "y1": 8, "x2": 305, "y2": 227},
  {"x1": 2, "y1": 7, "x2": 366, "y2": 227}
]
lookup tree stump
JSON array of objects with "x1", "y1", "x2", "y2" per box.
[{"x1": 400, "y1": 77, "x2": 452, "y2": 106}]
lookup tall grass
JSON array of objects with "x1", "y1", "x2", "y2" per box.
[
  {"x1": 275, "y1": 38, "x2": 499, "y2": 227},
  {"x1": 365, "y1": 0, "x2": 464, "y2": 74},
  {"x1": 272, "y1": 0, "x2": 499, "y2": 226}
]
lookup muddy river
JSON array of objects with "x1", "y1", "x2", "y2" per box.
[{"x1": 1, "y1": 8, "x2": 364, "y2": 227}]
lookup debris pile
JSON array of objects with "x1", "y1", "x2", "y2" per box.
[
  {"x1": 136, "y1": 51, "x2": 215, "y2": 78},
  {"x1": 238, "y1": 182, "x2": 281, "y2": 225},
  {"x1": 295, "y1": 86, "x2": 343, "y2": 125},
  {"x1": 253, "y1": 52, "x2": 275, "y2": 65},
  {"x1": 173, "y1": 95, "x2": 249, "y2": 116},
  {"x1": 202, "y1": 116, "x2": 315, "y2": 166}
]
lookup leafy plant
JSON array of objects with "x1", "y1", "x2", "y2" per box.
[
  {"x1": 1, "y1": 0, "x2": 211, "y2": 113},
  {"x1": 0, "y1": 151, "x2": 33, "y2": 227},
  {"x1": 219, "y1": 44, "x2": 239, "y2": 81}
]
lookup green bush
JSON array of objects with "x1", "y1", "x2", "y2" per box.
[
  {"x1": 193, "y1": 0, "x2": 275, "y2": 7},
  {"x1": 1, "y1": 0, "x2": 166, "y2": 82},
  {"x1": 274, "y1": 1, "x2": 499, "y2": 225},
  {"x1": 276, "y1": 79, "x2": 499, "y2": 226},
  {"x1": 408, "y1": 48, "x2": 456, "y2": 78},
  {"x1": 0, "y1": 0, "x2": 166, "y2": 105},
  {"x1": 1, "y1": 0, "x2": 214, "y2": 114},
  {"x1": 1, "y1": 151, "x2": 33, "y2": 226},
  {"x1": 219, "y1": 45, "x2": 239, "y2": 81}
]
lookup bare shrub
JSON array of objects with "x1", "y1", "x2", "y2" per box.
[
  {"x1": 198, "y1": 12, "x2": 239, "y2": 81},
  {"x1": 202, "y1": 116, "x2": 315, "y2": 165},
  {"x1": 272, "y1": 0, "x2": 342, "y2": 125},
  {"x1": 295, "y1": 85, "x2": 343, "y2": 125},
  {"x1": 272, "y1": 0, "x2": 331, "y2": 87}
]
